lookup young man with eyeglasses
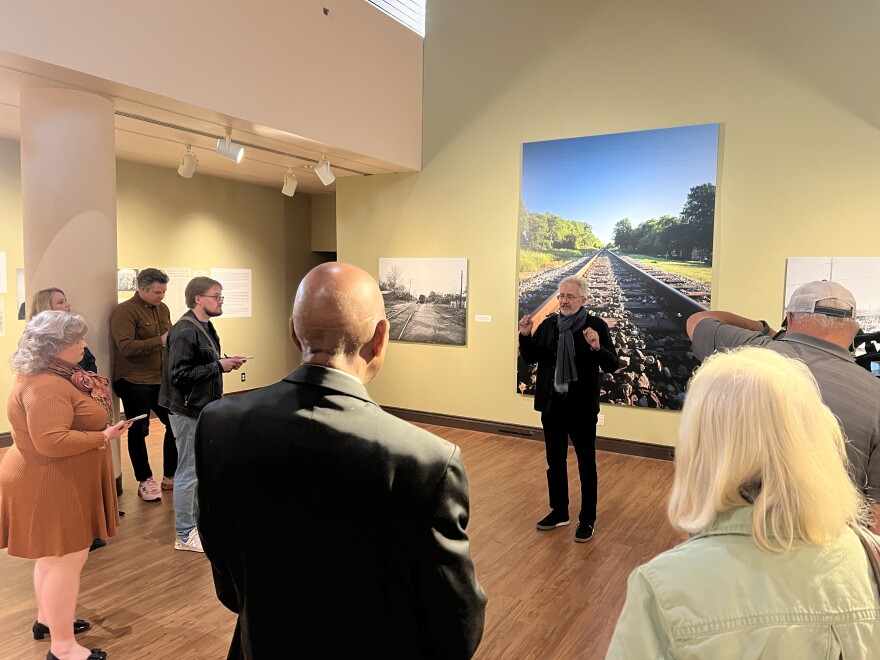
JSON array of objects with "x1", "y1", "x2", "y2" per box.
[
  {"x1": 518, "y1": 275, "x2": 619, "y2": 542},
  {"x1": 159, "y1": 277, "x2": 247, "y2": 552}
]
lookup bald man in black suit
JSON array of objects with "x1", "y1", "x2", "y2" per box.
[{"x1": 195, "y1": 262, "x2": 486, "y2": 659}]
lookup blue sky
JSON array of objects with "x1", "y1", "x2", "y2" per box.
[{"x1": 521, "y1": 123, "x2": 719, "y2": 244}]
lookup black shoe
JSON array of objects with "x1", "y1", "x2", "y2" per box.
[
  {"x1": 574, "y1": 523, "x2": 594, "y2": 543},
  {"x1": 536, "y1": 511, "x2": 570, "y2": 530},
  {"x1": 33, "y1": 618, "x2": 91, "y2": 640},
  {"x1": 89, "y1": 538, "x2": 107, "y2": 552},
  {"x1": 47, "y1": 650, "x2": 106, "y2": 660}
]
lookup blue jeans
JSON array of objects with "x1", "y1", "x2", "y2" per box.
[{"x1": 170, "y1": 414, "x2": 199, "y2": 540}]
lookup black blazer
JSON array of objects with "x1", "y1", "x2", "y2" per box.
[
  {"x1": 519, "y1": 312, "x2": 619, "y2": 413},
  {"x1": 195, "y1": 364, "x2": 487, "y2": 660}
]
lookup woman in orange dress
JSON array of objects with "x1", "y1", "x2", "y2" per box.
[
  {"x1": 0, "y1": 311, "x2": 131, "y2": 660},
  {"x1": 30, "y1": 288, "x2": 106, "y2": 553}
]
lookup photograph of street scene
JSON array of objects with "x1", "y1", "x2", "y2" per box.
[
  {"x1": 517, "y1": 123, "x2": 719, "y2": 410},
  {"x1": 379, "y1": 257, "x2": 467, "y2": 345}
]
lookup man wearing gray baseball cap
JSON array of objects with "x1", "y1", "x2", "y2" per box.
[{"x1": 686, "y1": 280, "x2": 880, "y2": 531}]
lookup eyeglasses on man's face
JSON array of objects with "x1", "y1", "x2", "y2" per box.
[
  {"x1": 200, "y1": 294, "x2": 224, "y2": 302},
  {"x1": 557, "y1": 293, "x2": 584, "y2": 301}
]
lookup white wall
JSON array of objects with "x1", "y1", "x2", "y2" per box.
[{"x1": 0, "y1": 0, "x2": 423, "y2": 169}]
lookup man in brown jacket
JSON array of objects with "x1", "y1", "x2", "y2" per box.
[{"x1": 110, "y1": 267, "x2": 176, "y2": 502}]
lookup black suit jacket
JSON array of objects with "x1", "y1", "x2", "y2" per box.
[
  {"x1": 195, "y1": 364, "x2": 487, "y2": 660},
  {"x1": 519, "y1": 312, "x2": 619, "y2": 413}
]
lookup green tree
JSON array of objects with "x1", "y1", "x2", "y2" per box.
[
  {"x1": 680, "y1": 183, "x2": 716, "y2": 262},
  {"x1": 612, "y1": 218, "x2": 634, "y2": 251}
]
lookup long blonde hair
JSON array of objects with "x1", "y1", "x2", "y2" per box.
[
  {"x1": 668, "y1": 347, "x2": 865, "y2": 551},
  {"x1": 28, "y1": 287, "x2": 65, "y2": 319}
]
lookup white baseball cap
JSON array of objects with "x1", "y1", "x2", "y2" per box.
[{"x1": 787, "y1": 280, "x2": 856, "y2": 318}]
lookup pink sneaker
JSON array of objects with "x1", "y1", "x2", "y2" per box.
[
  {"x1": 138, "y1": 478, "x2": 162, "y2": 502},
  {"x1": 161, "y1": 476, "x2": 174, "y2": 490}
]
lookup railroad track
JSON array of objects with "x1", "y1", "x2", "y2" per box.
[
  {"x1": 396, "y1": 304, "x2": 420, "y2": 340},
  {"x1": 517, "y1": 249, "x2": 710, "y2": 410},
  {"x1": 387, "y1": 302, "x2": 417, "y2": 321}
]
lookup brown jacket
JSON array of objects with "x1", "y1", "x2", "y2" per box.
[{"x1": 110, "y1": 293, "x2": 172, "y2": 384}]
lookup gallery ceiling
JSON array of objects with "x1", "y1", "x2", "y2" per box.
[{"x1": 0, "y1": 50, "x2": 409, "y2": 196}]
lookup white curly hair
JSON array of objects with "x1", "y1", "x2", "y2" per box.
[{"x1": 10, "y1": 311, "x2": 88, "y2": 375}]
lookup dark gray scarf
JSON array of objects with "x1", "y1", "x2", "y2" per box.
[{"x1": 555, "y1": 306, "x2": 587, "y2": 388}]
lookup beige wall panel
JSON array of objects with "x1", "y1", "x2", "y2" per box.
[{"x1": 0, "y1": 0, "x2": 422, "y2": 169}]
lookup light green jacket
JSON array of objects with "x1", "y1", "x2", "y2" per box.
[{"x1": 607, "y1": 507, "x2": 880, "y2": 659}]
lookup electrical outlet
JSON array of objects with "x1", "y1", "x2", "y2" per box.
[
  {"x1": 240, "y1": 372, "x2": 246, "y2": 382},
  {"x1": 597, "y1": 414, "x2": 605, "y2": 426}
]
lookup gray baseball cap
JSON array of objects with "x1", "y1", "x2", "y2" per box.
[{"x1": 787, "y1": 280, "x2": 856, "y2": 318}]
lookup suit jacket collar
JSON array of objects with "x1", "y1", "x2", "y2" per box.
[{"x1": 284, "y1": 363, "x2": 377, "y2": 406}]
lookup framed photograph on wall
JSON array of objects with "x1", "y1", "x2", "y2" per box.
[
  {"x1": 379, "y1": 257, "x2": 467, "y2": 345},
  {"x1": 516, "y1": 123, "x2": 720, "y2": 410}
]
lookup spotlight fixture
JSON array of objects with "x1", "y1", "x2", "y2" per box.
[
  {"x1": 314, "y1": 156, "x2": 336, "y2": 186},
  {"x1": 216, "y1": 128, "x2": 244, "y2": 163},
  {"x1": 281, "y1": 168, "x2": 298, "y2": 197},
  {"x1": 177, "y1": 145, "x2": 198, "y2": 178}
]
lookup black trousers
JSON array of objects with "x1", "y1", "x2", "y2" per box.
[
  {"x1": 540, "y1": 392, "x2": 598, "y2": 526},
  {"x1": 113, "y1": 379, "x2": 177, "y2": 483}
]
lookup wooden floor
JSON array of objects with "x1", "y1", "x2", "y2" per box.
[{"x1": 0, "y1": 419, "x2": 684, "y2": 659}]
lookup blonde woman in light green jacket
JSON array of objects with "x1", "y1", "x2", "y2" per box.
[{"x1": 607, "y1": 347, "x2": 880, "y2": 660}]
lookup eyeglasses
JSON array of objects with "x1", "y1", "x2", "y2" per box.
[
  {"x1": 557, "y1": 294, "x2": 584, "y2": 301},
  {"x1": 200, "y1": 294, "x2": 224, "y2": 302}
]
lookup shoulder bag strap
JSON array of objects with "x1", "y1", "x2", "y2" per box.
[
  {"x1": 851, "y1": 523, "x2": 880, "y2": 588},
  {"x1": 179, "y1": 316, "x2": 220, "y2": 359}
]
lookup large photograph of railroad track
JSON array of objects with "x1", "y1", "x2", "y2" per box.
[
  {"x1": 379, "y1": 257, "x2": 468, "y2": 345},
  {"x1": 517, "y1": 123, "x2": 719, "y2": 410}
]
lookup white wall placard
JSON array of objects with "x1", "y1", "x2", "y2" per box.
[
  {"x1": 164, "y1": 267, "x2": 192, "y2": 321},
  {"x1": 210, "y1": 268, "x2": 252, "y2": 318}
]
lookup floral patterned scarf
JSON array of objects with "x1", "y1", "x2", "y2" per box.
[{"x1": 46, "y1": 358, "x2": 113, "y2": 423}]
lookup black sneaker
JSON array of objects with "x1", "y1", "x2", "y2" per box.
[
  {"x1": 574, "y1": 523, "x2": 594, "y2": 543},
  {"x1": 536, "y1": 511, "x2": 570, "y2": 530}
]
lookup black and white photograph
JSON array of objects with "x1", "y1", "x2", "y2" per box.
[
  {"x1": 117, "y1": 268, "x2": 139, "y2": 292},
  {"x1": 516, "y1": 124, "x2": 719, "y2": 410},
  {"x1": 379, "y1": 257, "x2": 468, "y2": 345}
]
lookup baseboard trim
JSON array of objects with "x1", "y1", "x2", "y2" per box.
[
  {"x1": 383, "y1": 406, "x2": 675, "y2": 461},
  {"x1": 1, "y1": 402, "x2": 676, "y2": 461}
]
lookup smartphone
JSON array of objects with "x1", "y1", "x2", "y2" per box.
[
  {"x1": 125, "y1": 413, "x2": 149, "y2": 422},
  {"x1": 242, "y1": 356, "x2": 255, "y2": 360}
]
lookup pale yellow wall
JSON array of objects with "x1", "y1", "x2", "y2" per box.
[
  {"x1": 115, "y1": 161, "x2": 319, "y2": 396},
  {"x1": 0, "y1": 143, "x2": 328, "y2": 433},
  {"x1": 311, "y1": 194, "x2": 337, "y2": 252},
  {"x1": 337, "y1": 0, "x2": 880, "y2": 447}
]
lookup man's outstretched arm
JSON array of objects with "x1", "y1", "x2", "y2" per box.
[{"x1": 686, "y1": 310, "x2": 771, "y2": 341}]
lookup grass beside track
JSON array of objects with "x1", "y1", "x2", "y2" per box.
[
  {"x1": 519, "y1": 248, "x2": 595, "y2": 280},
  {"x1": 625, "y1": 253, "x2": 712, "y2": 287}
]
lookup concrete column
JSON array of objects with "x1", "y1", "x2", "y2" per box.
[{"x1": 20, "y1": 88, "x2": 121, "y2": 480}]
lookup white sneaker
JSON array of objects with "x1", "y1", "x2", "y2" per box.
[
  {"x1": 138, "y1": 478, "x2": 162, "y2": 502},
  {"x1": 174, "y1": 528, "x2": 204, "y2": 553}
]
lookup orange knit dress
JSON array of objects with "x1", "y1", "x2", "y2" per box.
[{"x1": 0, "y1": 371, "x2": 119, "y2": 558}]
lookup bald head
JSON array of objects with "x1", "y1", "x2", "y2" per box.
[{"x1": 291, "y1": 263, "x2": 390, "y2": 382}]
